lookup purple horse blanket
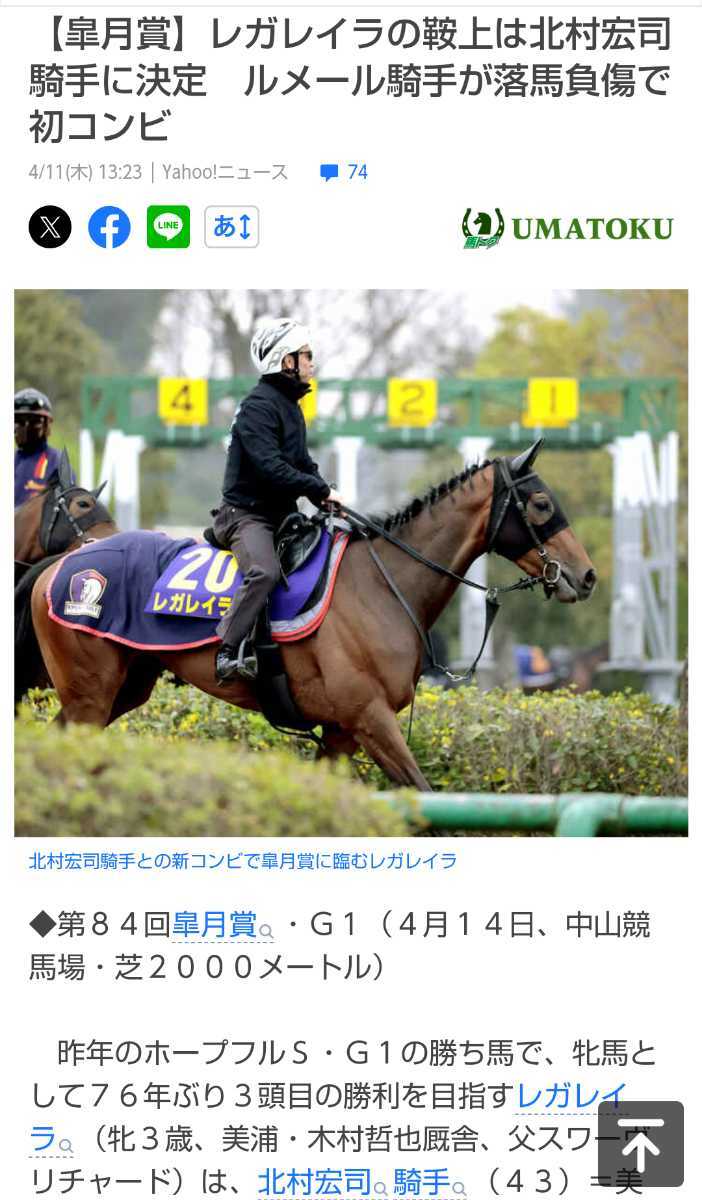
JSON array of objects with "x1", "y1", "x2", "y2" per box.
[{"x1": 47, "y1": 529, "x2": 349, "y2": 650}]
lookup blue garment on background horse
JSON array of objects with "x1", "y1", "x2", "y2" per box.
[
  {"x1": 513, "y1": 644, "x2": 557, "y2": 687},
  {"x1": 14, "y1": 442, "x2": 70, "y2": 507}
]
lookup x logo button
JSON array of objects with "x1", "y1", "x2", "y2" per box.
[{"x1": 29, "y1": 205, "x2": 72, "y2": 248}]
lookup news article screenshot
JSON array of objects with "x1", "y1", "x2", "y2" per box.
[{"x1": 3, "y1": 2, "x2": 697, "y2": 1197}]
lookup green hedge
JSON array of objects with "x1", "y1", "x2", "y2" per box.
[
  {"x1": 396, "y1": 686, "x2": 686, "y2": 797},
  {"x1": 15, "y1": 722, "x2": 414, "y2": 837},
  {"x1": 21, "y1": 679, "x2": 687, "y2": 798}
]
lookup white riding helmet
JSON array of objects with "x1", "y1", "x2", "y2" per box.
[{"x1": 250, "y1": 319, "x2": 312, "y2": 375}]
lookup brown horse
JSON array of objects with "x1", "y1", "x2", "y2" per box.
[
  {"x1": 15, "y1": 450, "x2": 116, "y2": 571},
  {"x1": 15, "y1": 451, "x2": 117, "y2": 703},
  {"x1": 28, "y1": 441, "x2": 596, "y2": 790}
]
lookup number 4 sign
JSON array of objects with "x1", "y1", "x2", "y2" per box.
[
  {"x1": 387, "y1": 378, "x2": 438, "y2": 428},
  {"x1": 158, "y1": 378, "x2": 209, "y2": 426}
]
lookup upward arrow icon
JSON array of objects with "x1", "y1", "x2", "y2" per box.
[{"x1": 622, "y1": 1131, "x2": 661, "y2": 1173}]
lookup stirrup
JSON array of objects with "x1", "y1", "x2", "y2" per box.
[{"x1": 235, "y1": 638, "x2": 258, "y2": 681}]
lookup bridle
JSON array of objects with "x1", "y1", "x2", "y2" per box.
[
  {"x1": 39, "y1": 481, "x2": 112, "y2": 557},
  {"x1": 487, "y1": 457, "x2": 564, "y2": 593},
  {"x1": 341, "y1": 456, "x2": 568, "y2": 685}
]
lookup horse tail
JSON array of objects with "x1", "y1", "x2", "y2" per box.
[{"x1": 14, "y1": 553, "x2": 63, "y2": 707}]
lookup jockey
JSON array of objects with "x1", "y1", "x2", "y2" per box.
[
  {"x1": 14, "y1": 388, "x2": 71, "y2": 508},
  {"x1": 212, "y1": 318, "x2": 343, "y2": 682}
]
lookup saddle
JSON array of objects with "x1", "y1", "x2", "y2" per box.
[
  {"x1": 203, "y1": 511, "x2": 324, "y2": 581},
  {"x1": 274, "y1": 512, "x2": 323, "y2": 579}
]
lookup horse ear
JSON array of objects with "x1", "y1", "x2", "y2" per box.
[
  {"x1": 92, "y1": 481, "x2": 107, "y2": 501},
  {"x1": 58, "y1": 448, "x2": 73, "y2": 490},
  {"x1": 510, "y1": 437, "x2": 544, "y2": 475}
]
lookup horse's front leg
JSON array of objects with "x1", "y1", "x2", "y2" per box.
[{"x1": 351, "y1": 697, "x2": 432, "y2": 792}]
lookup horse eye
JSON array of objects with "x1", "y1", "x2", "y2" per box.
[{"x1": 76, "y1": 499, "x2": 91, "y2": 510}]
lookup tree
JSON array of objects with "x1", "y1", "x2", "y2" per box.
[
  {"x1": 65, "y1": 290, "x2": 171, "y2": 372},
  {"x1": 612, "y1": 290, "x2": 687, "y2": 377},
  {"x1": 14, "y1": 291, "x2": 108, "y2": 427},
  {"x1": 473, "y1": 304, "x2": 618, "y2": 378},
  {"x1": 151, "y1": 289, "x2": 479, "y2": 394}
]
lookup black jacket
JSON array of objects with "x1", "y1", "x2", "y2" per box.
[{"x1": 220, "y1": 373, "x2": 330, "y2": 518}]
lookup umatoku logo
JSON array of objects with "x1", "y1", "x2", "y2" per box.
[
  {"x1": 462, "y1": 207, "x2": 504, "y2": 249},
  {"x1": 461, "y1": 210, "x2": 674, "y2": 246},
  {"x1": 513, "y1": 216, "x2": 673, "y2": 241}
]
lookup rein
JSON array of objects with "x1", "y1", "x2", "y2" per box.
[{"x1": 340, "y1": 458, "x2": 565, "y2": 685}]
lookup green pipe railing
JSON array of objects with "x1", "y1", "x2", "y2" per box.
[{"x1": 378, "y1": 793, "x2": 688, "y2": 837}]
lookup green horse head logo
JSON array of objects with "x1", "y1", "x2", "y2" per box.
[{"x1": 462, "y1": 208, "x2": 505, "y2": 248}]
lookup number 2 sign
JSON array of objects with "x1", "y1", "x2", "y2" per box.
[{"x1": 387, "y1": 379, "x2": 438, "y2": 428}]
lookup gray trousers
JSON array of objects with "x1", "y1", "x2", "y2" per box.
[{"x1": 213, "y1": 507, "x2": 282, "y2": 648}]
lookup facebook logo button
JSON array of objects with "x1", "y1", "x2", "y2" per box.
[{"x1": 88, "y1": 206, "x2": 131, "y2": 249}]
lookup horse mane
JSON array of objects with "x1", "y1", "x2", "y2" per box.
[{"x1": 356, "y1": 459, "x2": 493, "y2": 540}]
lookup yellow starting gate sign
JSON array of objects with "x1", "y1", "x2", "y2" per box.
[
  {"x1": 387, "y1": 378, "x2": 438, "y2": 428},
  {"x1": 524, "y1": 378, "x2": 579, "y2": 428},
  {"x1": 300, "y1": 378, "x2": 317, "y2": 424},
  {"x1": 158, "y1": 378, "x2": 209, "y2": 426}
]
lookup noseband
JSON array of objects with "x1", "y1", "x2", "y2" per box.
[
  {"x1": 39, "y1": 484, "x2": 113, "y2": 556},
  {"x1": 487, "y1": 458, "x2": 567, "y2": 595}
]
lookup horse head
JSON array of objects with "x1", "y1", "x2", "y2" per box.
[
  {"x1": 14, "y1": 452, "x2": 117, "y2": 565},
  {"x1": 488, "y1": 439, "x2": 597, "y2": 603}
]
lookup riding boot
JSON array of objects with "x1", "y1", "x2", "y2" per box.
[{"x1": 211, "y1": 507, "x2": 281, "y2": 682}]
